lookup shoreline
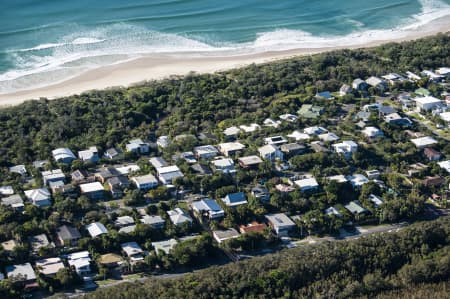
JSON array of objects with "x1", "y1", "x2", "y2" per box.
[{"x1": 0, "y1": 17, "x2": 449, "y2": 107}]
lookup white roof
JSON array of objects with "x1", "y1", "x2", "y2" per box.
[
  {"x1": 362, "y1": 126, "x2": 382, "y2": 136},
  {"x1": 347, "y1": 174, "x2": 369, "y2": 187},
  {"x1": 325, "y1": 207, "x2": 342, "y2": 216},
  {"x1": 132, "y1": 174, "x2": 158, "y2": 185},
  {"x1": 223, "y1": 126, "x2": 241, "y2": 136},
  {"x1": 167, "y1": 208, "x2": 192, "y2": 225},
  {"x1": 6, "y1": 263, "x2": 36, "y2": 281},
  {"x1": 410, "y1": 136, "x2": 438, "y2": 148},
  {"x1": 327, "y1": 175, "x2": 348, "y2": 183},
  {"x1": 369, "y1": 194, "x2": 383, "y2": 207},
  {"x1": 78, "y1": 146, "x2": 98, "y2": 161},
  {"x1": 116, "y1": 164, "x2": 140, "y2": 174},
  {"x1": 194, "y1": 145, "x2": 218, "y2": 155},
  {"x1": 287, "y1": 130, "x2": 310, "y2": 141},
  {"x1": 415, "y1": 96, "x2": 442, "y2": 105},
  {"x1": 24, "y1": 188, "x2": 51, "y2": 202},
  {"x1": 440, "y1": 111, "x2": 450, "y2": 122},
  {"x1": 115, "y1": 216, "x2": 135, "y2": 226},
  {"x1": 68, "y1": 251, "x2": 90, "y2": 261},
  {"x1": 152, "y1": 239, "x2": 178, "y2": 254},
  {"x1": 438, "y1": 160, "x2": 450, "y2": 173},
  {"x1": 265, "y1": 213, "x2": 295, "y2": 228},
  {"x1": 263, "y1": 118, "x2": 281, "y2": 128},
  {"x1": 140, "y1": 215, "x2": 165, "y2": 226},
  {"x1": 121, "y1": 242, "x2": 143, "y2": 257},
  {"x1": 212, "y1": 158, "x2": 234, "y2": 168},
  {"x1": 0, "y1": 186, "x2": 14, "y2": 196},
  {"x1": 80, "y1": 182, "x2": 104, "y2": 193},
  {"x1": 218, "y1": 142, "x2": 246, "y2": 153},
  {"x1": 238, "y1": 155, "x2": 263, "y2": 165},
  {"x1": 158, "y1": 165, "x2": 181, "y2": 174},
  {"x1": 258, "y1": 144, "x2": 279, "y2": 156},
  {"x1": 52, "y1": 148, "x2": 76, "y2": 161},
  {"x1": 294, "y1": 177, "x2": 319, "y2": 189},
  {"x1": 318, "y1": 132, "x2": 339, "y2": 142},
  {"x1": 35, "y1": 257, "x2": 65, "y2": 275},
  {"x1": 304, "y1": 126, "x2": 327, "y2": 135},
  {"x1": 240, "y1": 123, "x2": 260, "y2": 132},
  {"x1": 85, "y1": 222, "x2": 108, "y2": 237},
  {"x1": 149, "y1": 157, "x2": 168, "y2": 169}
]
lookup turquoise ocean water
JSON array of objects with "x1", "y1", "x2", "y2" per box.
[{"x1": 1, "y1": 0, "x2": 449, "y2": 93}]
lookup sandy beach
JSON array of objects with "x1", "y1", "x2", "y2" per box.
[{"x1": 0, "y1": 17, "x2": 449, "y2": 107}]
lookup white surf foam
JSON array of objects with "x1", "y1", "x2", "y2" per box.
[{"x1": 0, "y1": 0, "x2": 449, "y2": 94}]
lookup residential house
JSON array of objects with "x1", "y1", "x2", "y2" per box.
[
  {"x1": 362, "y1": 126, "x2": 384, "y2": 138},
  {"x1": 67, "y1": 251, "x2": 92, "y2": 276},
  {"x1": 424, "y1": 147, "x2": 442, "y2": 161},
  {"x1": 213, "y1": 228, "x2": 240, "y2": 244},
  {"x1": 298, "y1": 104, "x2": 323, "y2": 119},
  {"x1": 218, "y1": 142, "x2": 246, "y2": 157},
  {"x1": 368, "y1": 194, "x2": 383, "y2": 208},
  {"x1": 258, "y1": 145, "x2": 284, "y2": 161},
  {"x1": 85, "y1": 222, "x2": 108, "y2": 238},
  {"x1": 78, "y1": 146, "x2": 99, "y2": 163},
  {"x1": 345, "y1": 201, "x2": 367, "y2": 215},
  {"x1": 222, "y1": 192, "x2": 247, "y2": 207},
  {"x1": 279, "y1": 114, "x2": 298, "y2": 122},
  {"x1": 294, "y1": 177, "x2": 319, "y2": 192},
  {"x1": 384, "y1": 112, "x2": 412, "y2": 127},
  {"x1": 52, "y1": 148, "x2": 76, "y2": 164},
  {"x1": 436, "y1": 67, "x2": 450, "y2": 76},
  {"x1": 265, "y1": 213, "x2": 296, "y2": 237},
  {"x1": 251, "y1": 185, "x2": 270, "y2": 202},
  {"x1": 280, "y1": 143, "x2": 306, "y2": 157},
  {"x1": 440, "y1": 111, "x2": 450, "y2": 123},
  {"x1": 98, "y1": 253, "x2": 124, "y2": 269},
  {"x1": 56, "y1": 225, "x2": 81, "y2": 247},
  {"x1": 415, "y1": 96, "x2": 443, "y2": 112},
  {"x1": 1, "y1": 194, "x2": 24, "y2": 212},
  {"x1": 287, "y1": 130, "x2": 310, "y2": 141},
  {"x1": 421, "y1": 70, "x2": 443, "y2": 82},
  {"x1": 80, "y1": 182, "x2": 104, "y2": 200},
  {"x1": 132, "y1": 174, "x2": 158, "y2": 190},
  {"x1": 352, "y1": 78, "x2": 368, "y2": 91},
  {"x1": 5, "y1": 263, "x2": 37, "y2": 288},
  {"x1": 71, "y1": 169, "x2": 92, "y2": 185},
  {"x1": 339, "y1": 84, "x2": 352, "y2": 96},
  {"x1": 149, "y1": 157, "x2": 168, "y2": 169},
  {"x1": 167, "y1": 208, "x2": 192, "y2": 226},
  {"x1": 157, "y1": 165, "x2": 184, "y2": 185},
  {"x1": 42, "y1": 169, "x2": 65, "y2": 185},
  {"x1": 406, "y1": 71, "x2": 421, "y2": 81},
  {"x1": 332, "y1": 141, "x2": 358, "y2": 158},
  {"x1": 191, "y1": 198, "x2": 224, "y2": 220},
  {"x1": 347, "y1": 174, "x2": 369, "y2": 189},
  {"x1": 1, "y1": 240, "x2": 19, "y2": 254},
  {"x1": 0, "y1": 185, "x2": 14, "y2": 196},
  {"x1": 382, "y1": 73, "x2": 405, "y2": 85},
  {"x1": 410, "y1": 136, "x2": 438, "y2": 149},
  {"x1": 191, "y1": 163, "x2": 212, "y2": 176},
  {"x1": 378, "y1": 106, "x2": 397, "y2": 117},
  {"x1": 140, "y1": 215, "x2": 165, "y2": 229},
  {"x1": 156, "y1": 136, "x2": 170, "y2": 148},
  {"x1": 28, "y1": 234, "x2": 53, "y2": 253},
  {"x1": 239, "y1": 221, "x2": 267, "y2": 234},
  {"x1": 121, "y1": 242, "x2": 144, "y2": 262},
  {"x1": 240, "y1": 123, "x2": 261, "y2": 132},
  {"x1": 366, "y1": 170, "x2": 381, "y2": 180},
  {"x1": 104, "y1": 147, "x2": 123, "y2": 160},
  {"x1": 35, "y1": 257, "x2": 65, "y2": 277},
  {"x1": 9, "y1": 165, "x2": 27, "y2": 177},
  {"x1": 263, "y1": 118, "x2": 281, "y2": 128},
  {"x1": 211, "y1": 158, "x2": 236, "y2": 174},
  {"x1": 310, "y1": 141, "x2": 330, "y2": 153},
  {"x1": 366, "y1": 76, "x2": 387, "y2": 91},
  {"x1": 95, "y1": 167, "x2": 121, "y2": 183},
  {"x1": 115, "y1": 164, "x2": 140, "y2": 175},
  {"x1": 152, "y1": 239, "x2": 178, "y2": 254},
  {"x1": 437, "y1": 160, "x2": 450, "y2": 173},
  {"x1": 238, "y1": 155, "x2": 263, "y2": 169},
  {"x1": 180, "y1": 151, "x2": 197, "y2": 163},
  {"x1": 318, "y1": 132, "x2": 340, "y2": 142},
  {"x1": 223, "y1": 126, "x2": 241, "y2": 140},
  {"x1": 24, "y1": 188, "x2": 51, "y2": 207},
  {"x1": 422, "y1": 176, "x2": 445, "y2": 187},
  {"x1": 33, "y1": 160, "x2": 49, "y2": 169},
  {"x1": 107, "y1": 176, "x2": 129, "y2": 198},
  {"x1": 115, "y1": 216, "x2": 135, "y2": 229},
  {"x1": 304, "y1": 126, "x2": 327, "y2": 135},
  {"x1": 126, "y1": 139, "x2": 150, "y2": 154},
  {"x1": 193, "y1": 145, "x2": 219, "y2": 159},
  {"x1": 325, "y1": 206, "x2": 342, "y2": 217},
  {"x1": 327, "y1": 175, "x2": 348, "y2": 184}
]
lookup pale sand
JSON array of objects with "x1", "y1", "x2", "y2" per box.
[{"x1": 0, "y1": 17, "x2": 449, "y2": 107}]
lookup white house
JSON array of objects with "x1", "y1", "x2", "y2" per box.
[
  {"x1": 121, "y1": 242, "x2": 144, "y2": 262},
  {"x1": 437, "y1": 160, "x2": 450, "y2": 173},
  {"x1": 240, "y1": 123, "x2": 260, "y2": 132},
  {"x1": 347, "y1": 174, "x2": 369, "y2": 188},
  {"x1": 211, "y1": 158, "x2": 236, "y2": 174},
  {"x1": 52, "y1": 148, "x2": 76, "y2": 164},
  {"x1": 24, "y1": 188, "x2": 51, "y2": 207},
  {"x1": 332, "y1": 141, "x2": 358, "y2": 157},
  {"x1": 156, "y1": 165, "x2": 184, "y2": 185},
  {"x1": 78, "y1": 146, "x2": 99, "y2": 163},
  {"x1": 217, "y1": 142, "x2": 246, "y2": 157},
  {"x1": 67, "y1": 251, "x2": 91, "y2": 275},
  {"x1": 167, "y1": 208, "x2": 192, "y2": 226},
  {"x1": 193, "y1": 145, "x2": 219, "y2": 159},
  {"x1": 85, "y1": 222, "x2": 108, "y2": 238},
  {"x1": 410, "y1": 136, "x2": 438, "y2": 149},
  {"x1": 287, "y1": 130, "x2": 310, "y2": 141},
  {"x1": 126, "y1": 139, "x2": 150, "y2": 154},
  {"x1": 415, "y1": 96, "x2": 443, "y2": 111},
  {"x1": 213, "y1": 229, "x2": 240, "y2": 244},
  {"x1": 294, "y1": 177, "x2": 319, "y2": 192},
  {"x1": 132, "y1": 174, "x2": 158, "y2": 190},
  {"x1": 149, "y1": 157, "x2": 168, "y2": 169},
  {"x1": 362, "y1": 126, "x2": 384, "y2": 138},
  {"x1": 258, "y1": 144, "x2": 284, "y2": 161},
  {"x1": 191, "y1": 198, "x2": 224, "y2": 220},
  {"x1": 265, "y1": 213, "x2": 296, "y2": 237}
]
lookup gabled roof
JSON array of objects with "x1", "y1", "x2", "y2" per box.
[
  {"x1": 56, "y1": 225, "x2": 81, "y2": 241},
  {"x1": 167, "y1": 208, "x2": 192, "y2": 225},
  {"x1": 52, "y1": 148, "x2": 76, "y2": 162},
  {"x1": 222, "y1": 192, "x2": 247, "y2": 207},
  {"x1": 85, "y1": 222, "x2": 108, "y2": 237},
  {"x1": 6, "y1": 263, "x2": 36, "y2": 281},
  {"x1": 192, "y1": 199, "x2": 224, "y2": 215}
]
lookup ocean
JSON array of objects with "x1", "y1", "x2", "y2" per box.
[{"x1": 1, "y1": 0, "x2": 449, "y2": 94}]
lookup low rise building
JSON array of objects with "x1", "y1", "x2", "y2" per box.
[
  {"x1": 78, "y1": 146, "x2": 99, "y2": 163},
  {"x1": 191, "y1": 198, "x2": 224, "y2": 220},
  {"x1": 213, "y1": 228, "x2": 240, "y2": 244},
  {"x1": 167, "y1": 208, "x2": 192, "y2": 226},
  {"x1": 265, "y1": 213, "x2": 296, "y2": 237},
  {"x1": 222, "y1": 192, "x2": 247, "y2": 207},
  {"x1": 79, "y1": 182, "x2": 104, "y2": 199},
  {"x1": 132, "y1": 174, "x2": 158, "y2": 190},
  {"x1": 218, "y1": 142, "x2": 246, "y2": 157},
  {"x1": 85, "y1": 222, "x2": 108, "y2": 238},
  {"x1": 157, "y1": 165, "x2": 184, "y2": 185}
]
